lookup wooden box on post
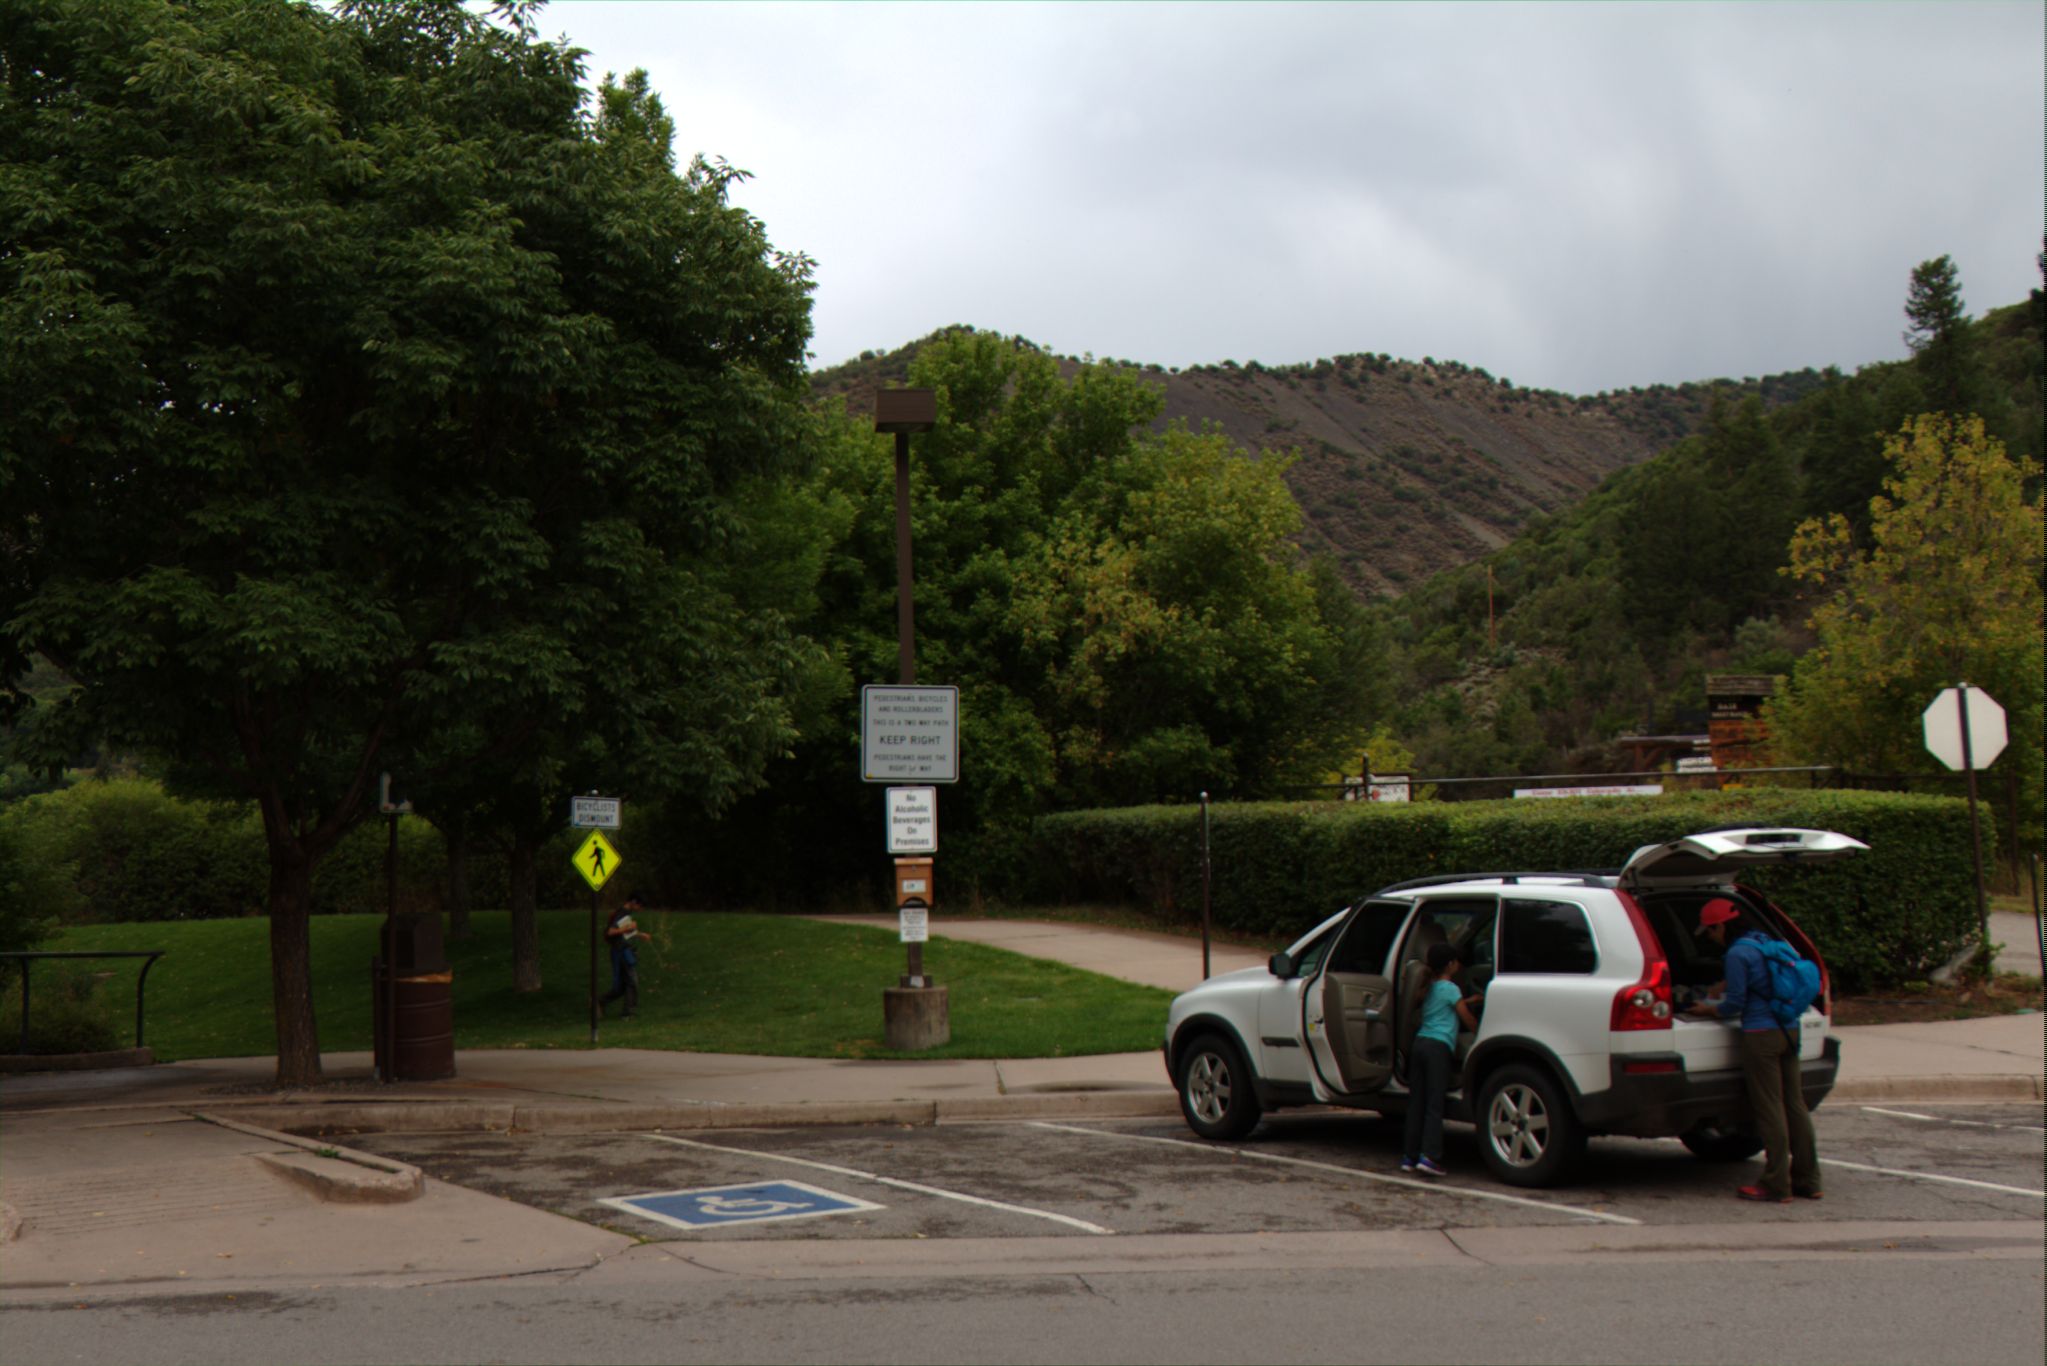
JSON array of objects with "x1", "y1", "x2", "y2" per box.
[{"x1": 884, "y1": 856, "x2": 948, "y2": 1050}]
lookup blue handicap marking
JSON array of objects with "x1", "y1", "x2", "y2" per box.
[{"x1": 599, "y1": 1180, "x2": 883, "y2": 1232}]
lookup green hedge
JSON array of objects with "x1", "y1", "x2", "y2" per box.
[
  {"x1": 1032, "y1": 789, "x2": 1988, "y2": 992},
  {"x1": 0, "y1": 778, "x2": 458, "y2": 922}
]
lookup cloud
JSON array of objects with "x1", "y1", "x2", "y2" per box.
[{"x1": 550, "y1": 1, "x2": 2044, "y2": 392}]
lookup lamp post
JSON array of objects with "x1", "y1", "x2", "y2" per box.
[{"x1": 875, "y1": 389, "x2": 949, "y2": 1049}]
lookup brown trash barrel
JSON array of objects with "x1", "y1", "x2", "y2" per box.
[{"x1": 373, "y1": 966, "x2": 456, "y2": 1081}]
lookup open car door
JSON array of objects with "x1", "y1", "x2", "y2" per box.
[{"x1": 1303, "y1": 899, "x2": 1407, "y2": 1099}]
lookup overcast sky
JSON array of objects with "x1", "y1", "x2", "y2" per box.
[{"x1": 541, "y1": 1, "x2": 2042, "y2": 395}]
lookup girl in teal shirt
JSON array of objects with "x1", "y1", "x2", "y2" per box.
[{"x1": 1402, "y1": 941, "x2": 1483, "y2": 1177}]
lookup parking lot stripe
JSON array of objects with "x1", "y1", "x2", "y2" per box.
[
  {"x1": 1860, "y1": 1106, "x2": 2047, "y2": 1134},
  {"x1": 639, "y1": 1133, "x2": 1116, "y2": 1235},
  {"x1": 1820, "y1": 1157, "x2": 2046, "y2": 1199},
  {"x1": 1028, "y1": 1123, "x2": 1641, "y2": 1226}
]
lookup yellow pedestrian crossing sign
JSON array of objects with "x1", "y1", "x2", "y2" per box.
[{"x1": 572, "y1": 830, "x2": 621, "y2": 891}]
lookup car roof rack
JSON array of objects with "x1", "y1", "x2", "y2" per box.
[{"x1": 1371, "y1": 870, "x2": 1619, "y2": 896}]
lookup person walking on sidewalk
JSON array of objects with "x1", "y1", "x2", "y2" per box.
[
  {"x1": 600, "y1": 892, "x2": 656, "y2": 1019},
  {"x1": 1685, "y1": 897, "x2": 1822, "y2": 1203},
  {"x1": 1402, "y1": 941, "x2": 1481, "y2": 1178}
]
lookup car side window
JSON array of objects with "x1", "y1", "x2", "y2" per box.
[
  {"x1": 1291, "y1": 928, "x2": 1334, "y2": 978},
  {"x1": 1325, "y1": 900, "x2": 1408, "y2": 975},
  {"x1": 1498, "y1": 897, "x2": 1598, "y2": 975}
]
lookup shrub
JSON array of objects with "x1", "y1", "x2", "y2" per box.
[
  {"x1": 10, "y1": 967, "x2": 121, "y2": 1054},
  {"x1": 1031, "y1": 790, "x2": 1982, "y2": 992},
  {"x1": 1, "y1": 777, "x2": 451, "y2": 922}
]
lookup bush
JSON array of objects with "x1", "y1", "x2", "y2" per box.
[
  {"x1": 0, "y1": 777, "x2": 452, "y2": 923},
  {"x1": 0, "y1": 809, "x2": 64, "y2": 958},
  {"x1": 1032, "y1": 789, "x2": 1983, "y2": 992},
  {"x1": 10, "y1": 967, "x2": 121, "y2": 1055}
]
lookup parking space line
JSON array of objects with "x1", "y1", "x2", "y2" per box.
[
  {"x1": 1028, "y1": 1122, "x2": 1641, "y2": 1226},
  {"x1": 1861, "y1": 1105, "x2": 2047, "y2": 1134},
  {"x1": 1821, "y1": 1157, "x2": 2046, "y2": 1199},
  {"x1": 639, "y1": 1133, "x2": 1116, "y2": 1235}
]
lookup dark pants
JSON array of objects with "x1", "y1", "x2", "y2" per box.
[
  {"x1": 1403, "y1": 1037, "x2": 1453, "y2": 1164},
  {"x1": 600, "y1": 955, "x2": 638, "y2": 1016},
  {"x1": 1740, "y1": 1027, "x2": 1819, "y2": 1197}
]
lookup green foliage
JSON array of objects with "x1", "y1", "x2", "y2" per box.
[
  {"x1": 46, "y1": 911, "x2": 1173, "y2": 1061},
  {"x1": 0, "y1": 808, "x2": 62, "y2": 963},
  {"x1": 1378, "y1": 264, "x2": 2040, "y2": 780},
  {"x1": 1904, "y1": 254, "x2": 1974, "y2": 413},
  {"x1": 1769, "y1": 415, "x2": 2043, "y2": 847},
  {"x1": 0, "y1": 0, "x2": 818, "y2": 1079},
  {"x1": 8, "y1": 967, "x2": 120, "y2": 1055},
  {"x1": 680, "y1": 331, "x2": 1386, "y2": 902},
  {"x1": 1034, "y1": 789, "x2": 1982, "y2": 992},
  {"x1": 0, "y1": 777, "x2": 467, "y2": 922}
]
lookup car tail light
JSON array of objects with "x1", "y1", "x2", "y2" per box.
[{"x1": 1611, "y1": 889, "x2": 1673, "y2": 1031}]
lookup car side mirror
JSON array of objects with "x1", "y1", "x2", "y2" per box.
[{"x1": 1268, "y1": 951, "x2": 1294, "y2": 980}]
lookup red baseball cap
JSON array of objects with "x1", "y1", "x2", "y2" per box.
[{"x1": 1697, "y1": 897, "x2": 1741, "y2": 931}]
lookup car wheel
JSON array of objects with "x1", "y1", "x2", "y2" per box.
[
  {"x1": 1175, "y1": 1032, "x2": 1262, "y2": 1141},
  {"x1": 1680, "y1": 1123, "x2": 1765, "y2": 1162},
  {"x1": 1476, "y1": 1063, "x2": 1585, "y2": 1187}
]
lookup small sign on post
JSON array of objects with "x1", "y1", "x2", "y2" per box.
[
  {"x1": 571, "y1": 796, "x2": 622, "y2": 829},
  {"x1": 571, "y1": 830, "x2": 622, "y2": 891},
  {"x1": 1923, "y1": 684, "x2": 2007, "y2": 950},
  {"x1": 886, "y1": 786, "x2": 938, "y2": 854}
]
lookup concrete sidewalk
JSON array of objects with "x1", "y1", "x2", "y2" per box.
[{"x1": 2, "y1": 915, "x2": 2040, "y2": 1302}]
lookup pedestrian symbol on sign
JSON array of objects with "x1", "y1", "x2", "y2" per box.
[{"x1": 572, "y1": 830, "x2": 621, "y2": 891}]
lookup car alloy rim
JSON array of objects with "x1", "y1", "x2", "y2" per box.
[
  {"x1": 1188, "y1": 1051, "x2": 1230, "y2": 1123},
  {"x1": 1487, "y1": 1082, "x2": 1550, "y2": 1167}
]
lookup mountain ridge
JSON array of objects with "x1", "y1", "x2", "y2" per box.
[{"x1": 810, "y1": 332, "x2": 1827, "y2": 595}]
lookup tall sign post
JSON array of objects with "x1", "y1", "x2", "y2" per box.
[
  {"x1": 871, "y1": 389, "x2": 951, "y2": 1050},
  {"x1": 1922, "y1": 684, "x2": 2007, "y2": 950},
  {"x1": 571, "y1": 795, "x2": 623, "y2": 1044}
]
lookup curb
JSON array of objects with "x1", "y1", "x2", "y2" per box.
[
  {"x1": 195, "y1": 1111, "x2": 425, "y2": 1202},
  {"x1": 66, "y1": 1079, "x2": 2038, "y2": 1141},
  {"x1": 1829, "y1": 1075, "x2": 2043, "y2": 1103},
  {"x1": 166, "y1": 1090, "x2": 1184, "y2": 1139},
  {"x1": 0, "y1": 1047, "x2": 155, "y2": 1074}
]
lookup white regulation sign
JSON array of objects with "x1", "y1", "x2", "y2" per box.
[
  {"x1": 886, "y1": 787, "x2": 937, "y2": 854},
  {"x1": 862, "y1": 685, "x2": 958, "y2": 783}
]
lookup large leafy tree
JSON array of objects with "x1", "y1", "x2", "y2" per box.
[
  {"x1": 695, "y1": 332, "x2": 1385, "y2": 897},
  {"x1": 0, "y1": 1, "x2": 816, "y2": 1082},
  {"x1": 1768, "y1": 415, "x2": 2043, "y2": 842}
]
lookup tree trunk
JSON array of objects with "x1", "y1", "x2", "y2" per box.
[
  {"x1": 266, "y1": 845, "x2": 323, "y2": 1086},
  {"x1": 445, "y1": 824, "x2": 472, "y2": 941},
  {"x1": 509, "y1": 838, "x2": 541, "y2": 993}
]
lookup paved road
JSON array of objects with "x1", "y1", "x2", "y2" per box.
[
  {"x1": 3, "y1": 1255, "x2": 2038, "y2": 1365},
  {"x1": 347, "y1": 1103, "x2": 2045, "y2": 1244}
]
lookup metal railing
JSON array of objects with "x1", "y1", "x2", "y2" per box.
[{"x1": 0, "y1": 950, "x2": 166, "y2": 1055}]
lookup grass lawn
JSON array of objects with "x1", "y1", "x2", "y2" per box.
[{"x1": 41, "y1": 911, "x2": 1175, "y2": 1063}]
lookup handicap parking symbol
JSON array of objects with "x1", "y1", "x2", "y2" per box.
[{"x1": 600, "y1": 1180, "x2": 883, "y2": 1232}]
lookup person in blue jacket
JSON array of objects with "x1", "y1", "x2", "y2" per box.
[{"x1": 1685, "y1": 897, "x2": 1822, "y2": 1204}]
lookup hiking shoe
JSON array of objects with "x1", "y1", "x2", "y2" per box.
[
  {"x1": 1793, "y1": 1187, "x2": 1824, "y2": 1200},
  {"x1": 1416, "y1": 1158, "x2": 1448, "y2": 1178},
  {"x1": 1737, "y1": 1185, "x2": 1792, "y2": 1204}
]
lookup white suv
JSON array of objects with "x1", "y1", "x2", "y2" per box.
[{"x1": 1163, "y1": 827, "x2": 1862, "y2": 1186}]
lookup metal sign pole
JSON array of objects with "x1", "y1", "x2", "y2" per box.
[
  {"x1": 1956, "y1": 685, "x2": 1991, "y2": 950},
  {"x1": 589, "y1": 889, "x2": 600, "y2": 1045},
  {"x1": 1200, "y1": 791, "x2": 1212, "y2": 981}
]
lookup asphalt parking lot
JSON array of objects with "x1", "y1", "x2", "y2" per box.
[{"x1": 354, "y1": 1102, "x2": 2045, "y2": 1244}]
